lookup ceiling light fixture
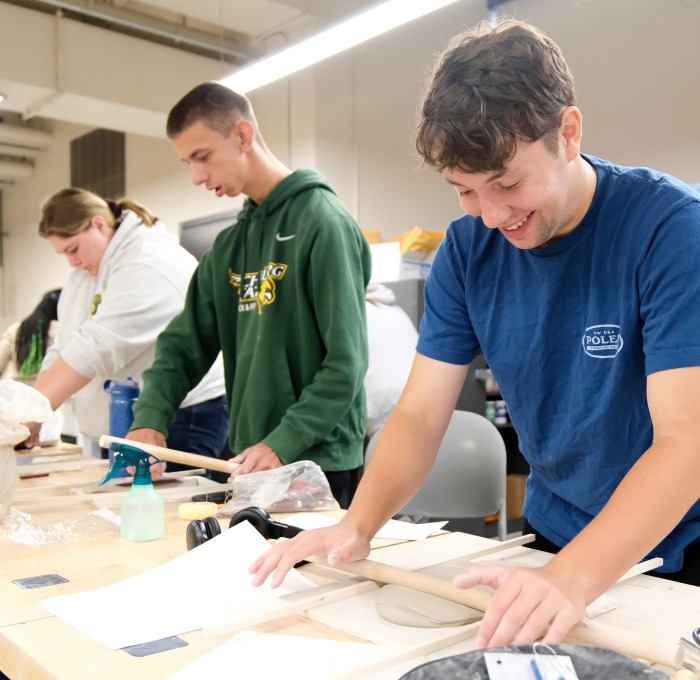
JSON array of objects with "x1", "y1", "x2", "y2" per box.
[
  {"x1": 0, "y1": 93, "x2": 6, "y2": 104},
  {"x1": 220, "y1": 0, "x2": 461, "y2": 94}
]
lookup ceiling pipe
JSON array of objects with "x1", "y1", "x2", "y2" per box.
[
  {"x1": 23, "y1": 8, "x2": 65, "y2": 120},
  {"x1": 24, "y1": 0, "x2": 255, "y2": 63},
  {"x1": 0, "y1": 159, "x2": 34, "y2": 182},
  {"x1": 0, "y1": 143, "x2": 43, "y2": 159},
  {"x1": 0, "y1": 123, "x2": 52, "y2": 150}
]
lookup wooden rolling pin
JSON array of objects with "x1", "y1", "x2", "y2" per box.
[
  {"x1": 675, "y1": 670, "x2": 698, "y2": 680},
  {"x1": 307, "y1": 554, "x2": 492, "y2": 611},
  {"x1": 306, "y1": 554, "x2": 680, "y2": 669},
  {"x1": 99, "y1": 434, "x2": 240, "y2": 475}
]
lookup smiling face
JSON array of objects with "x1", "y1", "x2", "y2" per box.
[
  {"x1": 172, "y1": 119, "x2": 250, "y2": 200},
  {"x1": 443, "y1": 108, "x2": 596, "y2": 250},
  {"x1": 47, "y1": 217, "x2": 113, "y2": 276}
]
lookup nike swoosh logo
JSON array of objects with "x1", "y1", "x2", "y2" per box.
[{"x1": 276, "y1": 234, "x2": 296, "y2": 241}]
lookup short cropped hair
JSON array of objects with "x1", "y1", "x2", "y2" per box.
[
  {"x1": 416, "y1": 19, "x2": 576, "y2": 173},
  {"x1": 166, "y1": 82, "x2": 256, "y2": 139}
]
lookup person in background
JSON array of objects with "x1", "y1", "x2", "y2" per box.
[
  {"x1": 249, "y1": 19, "x2": 700, "y2": 647},
  {"x1": 24, "y1": 187, "x2": 228, "y2": 468},
  {"x1": 1, "y1": 288, "x2": 63, "y2": 445},
  {"x1": 126, "y1": 82, "x2": 370, "y2": 509},
  {"x1": 364, "y1": 282, "x2": 418, "y2": 440},
  {"x1": 0, "y1": 288, "x2": 60, "y2": 384}
]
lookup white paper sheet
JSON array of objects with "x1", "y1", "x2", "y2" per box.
[
  {"x1": 284, "y1": 513, "x2": 447, "y2": 540},
  {"x1": 167, "y1": 630, "x2": 394, "y2": 680},
  {"x1": 41, "y1": 521, "x2": 315, "y2": 650}
]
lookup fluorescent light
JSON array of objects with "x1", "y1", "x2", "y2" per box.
[{"x1": 220, "y1": 0, "x2": 461, "y2": 94}]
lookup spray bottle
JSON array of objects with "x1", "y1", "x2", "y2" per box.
[
  {"x1": 104, "y1": 378, "x2": 140, "y2": 478},
  {"x1": 99, "y1": 442, "x2": 164, "y2": 542}
]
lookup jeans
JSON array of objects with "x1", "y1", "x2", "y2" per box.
[
  {"x1": 165, "y1": 395, "x2": 229, "y2": 476},
  {"x1": 325, "y1": 466, "x2": 362, "y2": 510}
]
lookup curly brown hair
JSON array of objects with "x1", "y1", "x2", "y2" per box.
[{"x1": 415, "y1": 19, "x2": 576, "y2": 173}]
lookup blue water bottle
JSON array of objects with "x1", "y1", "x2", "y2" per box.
[{"x1": 104, "y1": 377, "x2": 140, "y2": 476}]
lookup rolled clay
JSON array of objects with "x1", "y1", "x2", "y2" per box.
[{"x1": 375, "y1": 584, "x2": 482, "y2": 628}]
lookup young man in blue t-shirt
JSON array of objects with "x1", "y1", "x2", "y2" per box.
[{"x1": 250, "y1": 19, "x2": 700, "y2": 646}]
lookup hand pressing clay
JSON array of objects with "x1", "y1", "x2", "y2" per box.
[{"x1": 375, "y1": 584, "x2": 482, "y2": 628}]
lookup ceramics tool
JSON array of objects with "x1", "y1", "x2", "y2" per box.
[
  {"x1": 99, "y1": 434, "x2": 240, "y2": 475},
  {"x1": 18, "y1": 462, "x2": 83, "y2": 478},
  {"x1": 88, "y1": 481, "x2": 228, "y2": 509},
  {"x1": 18, "y1": 470, "x2": 50, "y2": 479},
  {"x1": 204, "y1": 577, "x2": 378, "y2": 637},
  {"x1": 191, "y1": 490, "x2": 230, "y2": 504},
  {"x1": 333, "y1": 624, "x2": 481, "y2": 680},
  {"x1": 229, "y1": 507, "x2": 493, "y2": 610},
  {"x1": 231, "y1": 507, "x2": 681, "y2": 670},
  {"x1": 79, "y1": 468, "x2": 208, "y2": 494},
  {"x1": 308, "y1": 554, "x2": 681, "y2": 668}
]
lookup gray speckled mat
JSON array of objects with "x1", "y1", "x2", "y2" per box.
[{"x1": 399, "y1": 644, "x2": 668, "y2": 679}]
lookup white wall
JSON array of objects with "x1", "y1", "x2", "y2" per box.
[
  {"x1": 1, "y1": 0, "x2": 699, "y2": 330},
  {"x1": 1, "y1": 120, "x2": 85, "y2": 327},
  {"x1": 124, "y1": 133, "x2": 242, "y2": 234},
  {"x1": 307, "y1": 0, "x2": 700, "y2": 237}
]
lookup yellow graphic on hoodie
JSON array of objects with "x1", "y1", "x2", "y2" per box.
[
  {"x1": 90, "y1": 293, "x2": 102, "y2": 318},
  {"x1": 229, "y1": 262, "x2": 288, "y2": 315}
]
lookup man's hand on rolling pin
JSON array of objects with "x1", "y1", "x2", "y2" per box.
[
  {"x1": 452, "y1": 562, "x2": 586, "y2": 647},
  {"x1": 230, "y1": 442, "x2": 283, "y2": 475},
  {"x1": 249, "y1": 521, "x2": 372, "y2": 589},
  {"x1": 126, "y1": 428, "x2": 168, "y2": 480}
]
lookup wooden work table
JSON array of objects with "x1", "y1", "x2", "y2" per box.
[
  {"x1": 0, "y1": 503, "x2": 365, "y2": 680},
  {"x1": 1, "y1": 455, "x2": 699, "y2": 679}
]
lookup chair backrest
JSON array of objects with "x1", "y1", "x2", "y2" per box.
[{"x1": 365, "y1": 410, "x2": 508, "y2": 539}]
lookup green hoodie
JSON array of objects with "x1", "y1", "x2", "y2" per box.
[{"x1": 132, "y1": 170, "x2": 371, "y2": 471}]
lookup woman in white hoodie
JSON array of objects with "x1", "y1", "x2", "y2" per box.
[
  {"x1": 364, "y1": 282, "x2": 419, "y2": 438},
  {"x1": 27, "y1": 187, "x2": 228, "y2": 469}
]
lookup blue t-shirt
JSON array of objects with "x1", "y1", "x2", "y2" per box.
[{"x1": 417, "y1": 155, "x2": 700, "y2": 571}]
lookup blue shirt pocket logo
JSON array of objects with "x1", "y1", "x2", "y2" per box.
[{"x1": 582, "y1": 324, "x2": 623, "y2": 358}]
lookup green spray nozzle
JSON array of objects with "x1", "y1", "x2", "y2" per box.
[{"x1": 99, "y1": 443, "x2": 163, "y2": 486}]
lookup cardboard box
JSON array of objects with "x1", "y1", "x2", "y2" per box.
[
  {"x1": 399, "y1": 255, "x2": 433, "y2": 280},
  {"x1": 506, "y1": 474, "x2": 527, "y2": 520}
]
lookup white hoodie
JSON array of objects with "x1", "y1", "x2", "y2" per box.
[
  {"x1": 364, "y1": 282, "x2": 419, "y2": 437},
  {"x1": 42, "y1": 211, "x2": 225, "y2": 441}
]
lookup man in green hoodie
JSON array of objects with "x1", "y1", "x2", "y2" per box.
[{"x1": 127, "y1": 82, "x2": 371, "y2": 508}]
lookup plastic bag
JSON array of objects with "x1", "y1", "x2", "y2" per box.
[
  {"x1": 0, "y1": 379, "x2": 54, "y2": 519},
  {"x1": 217, "y1": 460, "x2": 340, "y2": 518},
  {"x1": 0, "y1": 449, "x2": 19, "y2": 521},
  {"x1": 0, "y1": 508, "x2": 120, "y2": 547},
  {"x1": 0, "y1": 379, "x2": 54, "y2": 445}
]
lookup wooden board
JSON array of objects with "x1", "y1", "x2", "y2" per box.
[{"x1": 16, "y1": 442, "x2": 83, "y2": 458}]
